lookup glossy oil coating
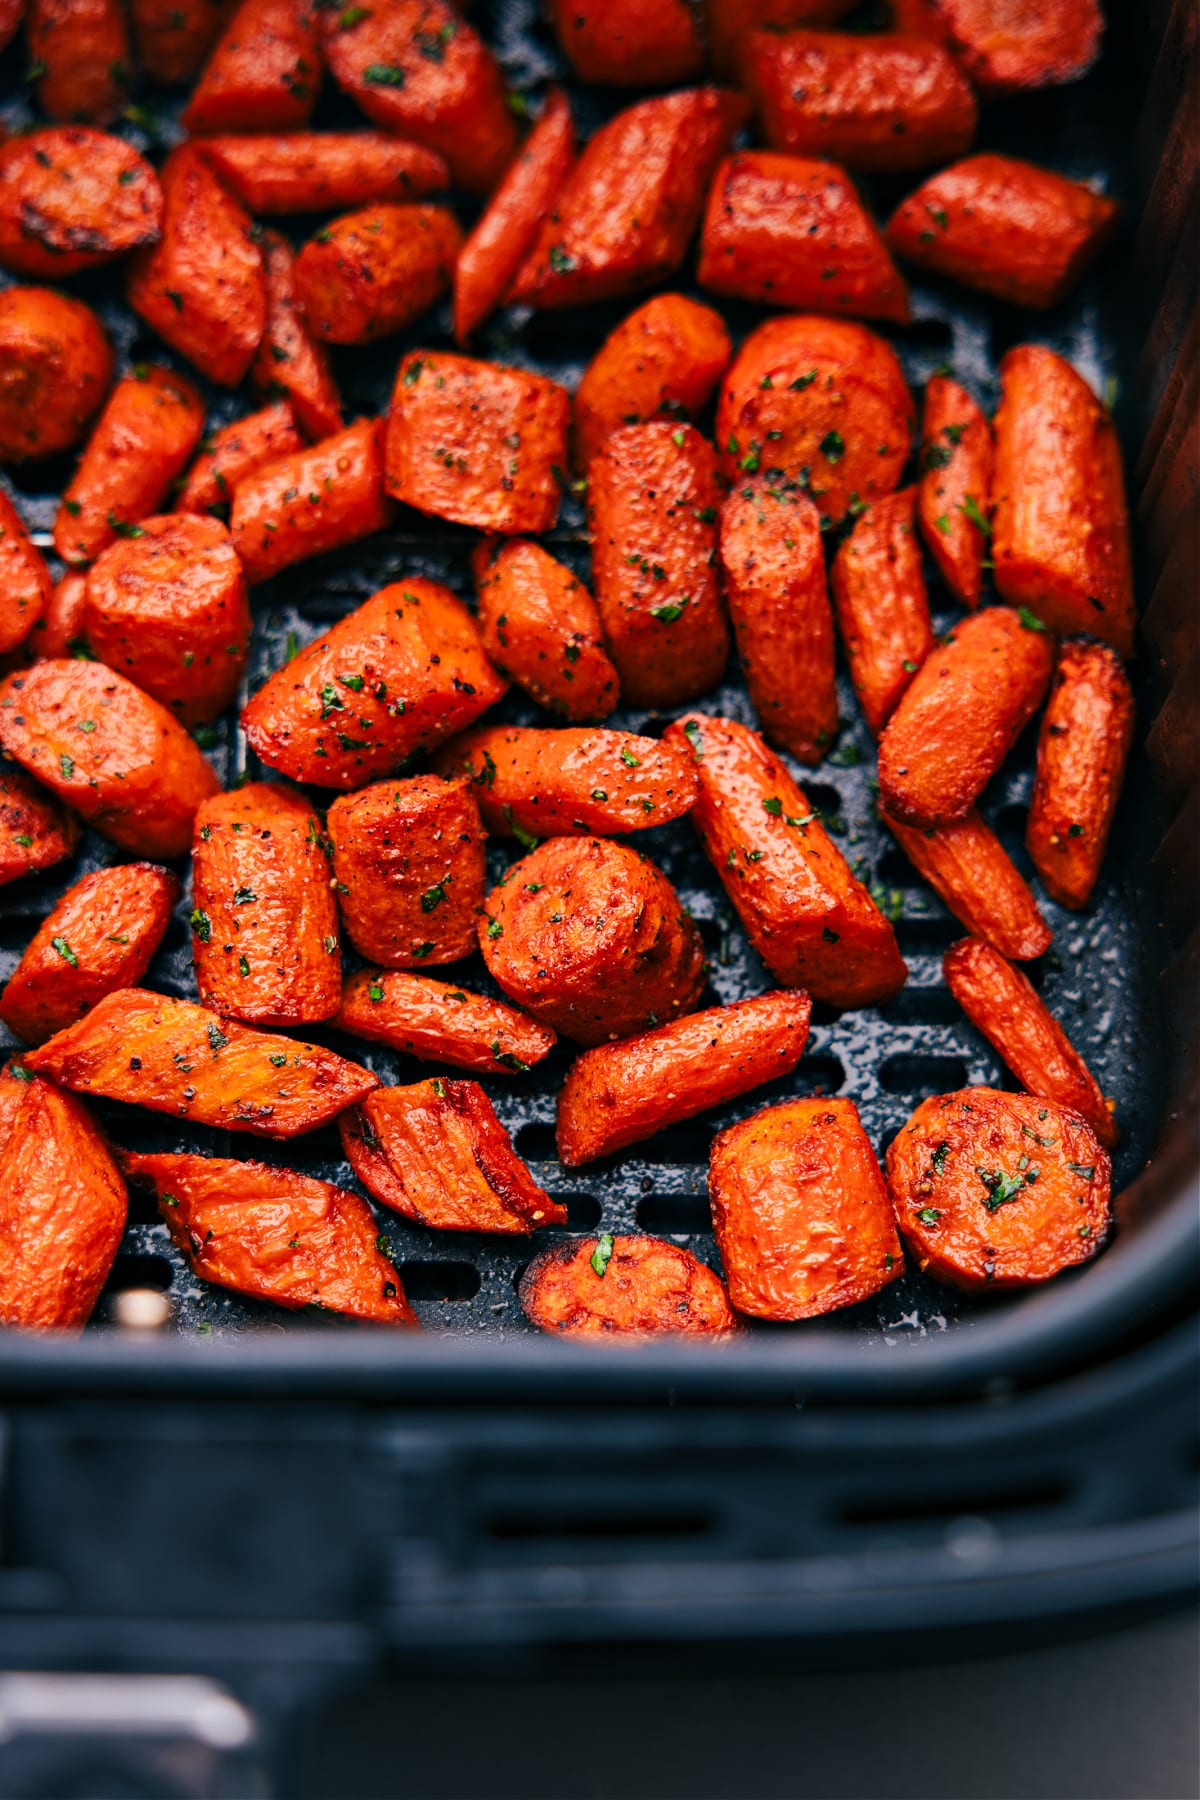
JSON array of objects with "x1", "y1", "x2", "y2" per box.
[
  {"x1": 199, "y1": 132, "x2": 449, "y2": 216},
  {"x1": 572, "y1": 292, "x2": 731, "y2": 473},
  {"x1": 520, "y1": 1234, "x2": 739, "y2": 1336},
  {"x1": 916, "y1": 374, "x2": 992, "y2": 609},
  {"x1": 832, "y1": 486, "x2": 933, "y2": 735},
  {"x1": 472, "y1": 538, "x2": 619, "y2": 722},
  {"x1": 1026, "y1": 638, "x2": 1134, "y2": 909},
  {"x1": 334, "y1": 968, "x2": 557, "y2": 1076},
  {"x1": 0, "y1": 129, "x2": 162, "y2": 280},
  {"x1": 0, "y1": 285, "x2": 112, "y2": 463}
]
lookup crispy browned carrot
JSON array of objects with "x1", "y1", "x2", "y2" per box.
[
  {"x1": 925, "y1": 0, "x2": 1102, "y2": 94},
  {"x1": 0, "y1": 764, "x2": 80, "y2": 888},
  {"x1": 0, "y1": 285, "x2": 112, "y2": 463},
  {"x1": 916, "y1": 374, "x2": 992, "y2": 609},
  {"x1": 572, "y1": 293, "x2": 731, "y2": 473},
  {"x1": 549, "y1": 0, "x2": 703, "y2": 85},
  {"x1": 131, "y1": 0, "x2": 232, "y2": 85},
  {"x1": 334, "y1": 969, "x2": 557, "y2": 1075},
  {"x1": 0, "y1": 129, "x2": 161, "y2": 279},
  {"x1": 183, "y1": 0, "x2": 322, "y2": 134},
  {"x1": 1026, "y1": 638, "x2": 1134, "y2": 910},
  {"x1": 175, "y1": 402, "x2": 302, "y2": 517},
  {"x1": 28, "y1": 0, "x2": 131, "y2": 125},
  {"x1": 229, "y1": 417, "x2": 392, "y2": 587},
  {"x1": 200, "y1": 132, "x2": 449, "y2": 214},
  {"x1": 250, "y1": 229, "x2": 343, "y2": 441},
  {"x1": 0, "y1": 488, "x2": 52, "y2": 657},
  {"x1": 520, "y1": 1235, "x2": 739, "y2": 1336},
  {"x1": 473, "y1": 538, "x2": 619, "y2": 722},
  {"x1": 831, "y1": 486, "x2": 934, "y2": 735},
  {"x1": 295, "y1": 204, "x2": 461, "y2": 345},
  {"x1": 882, "y1": 807, "x2": 1052, "y2": 960}
]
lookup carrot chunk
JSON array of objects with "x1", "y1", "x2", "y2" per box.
[
  {"x1": 183, "y1": 0, "x2": 322, "y2": 133},
  {"x1": 25, "y1": 572, "x2": 88, "y2": 662},
  {"x1": 0, "y1": 285, "x2": 112, "y2": 463},
  {"x1": 334, "y1": 969, "x2": 557, "y2": 1075},
  {"x1": 925, "y1": 0, "x2": 1103, "y2": 94},
  {"x1": 708, "y1": 0, "x2": 857, "y2": 76},
  {"x1": 131, "y1": 0, "x2": 231, "y2": 85},
  {"x1": 572, "y1": 293, "x2": 731, "y2": 473},
  {"x1": 200, "y1": 131, "x2": 448, "y2": 214},
  {"x1": 0, "y1": 488, "x2": 52, "y2": 657},
  {"x1": 881, "y1": 807, "x2": 1051, "y2": 961},
  {"x1": 916, "y1": 375, "x2": 992, "y2": 610},
  {"x1": 1026, "y1": 639, "x2": 1134, "y2": 910},
  {"x1": 295, "y1": 203, "x2": 460, "y2": 346},
  {"x1": 0, "y1": 765, "x2": 79, "y2": 888},
  {"x1": 27, "y1": 0, "x2": 131, "y2": 125},
  {"x1": 250, "y1": 229, "x2": 343, "y2": 440},
  {"x1": 229, "y1": 417, "x2": 392, "y2": 586},
  {"x1": 549, "y1": 0, "x2": 702, "y2": 85},
  {"x1": 520, "y1": 1235, "x2": 739, "y2": 1337},
  {"x1": 175, "y1": 401, "x2": 302, "y2": 518},
  {"x1": 0, "y1": 129, "x2": 161, "y2": 279},
  {"x1": 831, "y1": 486, "x2": 934, "y2": 735},
  {"x1": 473, "y1": 538, "x2": 619, "y2": 722}
]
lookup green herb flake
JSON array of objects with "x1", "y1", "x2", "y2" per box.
[
  {"x1": 819, "y1": 430, "x2": 845, "y2": 464},
  {"x1": 363, "y1": 62, "x2": 406, "y2": 85},
  {"x1": 420, "y1": 880, "x2": 447, "y2": 913},
  {"x1": 189, "y1": 908, "x2": 211, "y2": 942},
  {"x1": 207, "y1": 1021, "x2": 229, "y2": 1056},
  {"x1": 977, "y1": 1166, "x2": 1026, "y2": 1211},
  {"x1": 916, "y1": 1207, "x2": 940, "y2": 1226},
  {"x1": 957, "y1": 493, "x2": 991, "y2": 536},
  {"x1": 51, "y1": 936, "x2": 77, "y2": 967},
  {"x1": 590, "y1": 1233, "x2": 614, "y2": 1278}
]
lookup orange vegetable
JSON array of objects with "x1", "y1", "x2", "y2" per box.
[
  {"x1": 27, "y1": 0, "x2": 131, "y2": 125},
  {"x1": 572, "y1": 292, "x2": 731, "y2": 473},
  {"x1": 326, "y1": 773, "x2": 485, "y2": 968},
  {"x1": 588, "y1": 420, "x2": 730, "y2": 709},
  {"x1": 340, "y1": 1078, "x2": 566, "y2": 1233},
  {"x1": 520, "y1": 1235, "x2": 739, "y2": 1337},
  {"x1": 24, "y1": 572, "x2": 88, "y2": 662},
  {"x1": 916, "y1": 374, "x2": 992, "y2": 609},
  {"x1": 54, "y1": 365, "x2": 206, "y2": 567},
  {"x1": 200, "y1": 131, "x2": 449, "y2": 214},
  {"x1": 334, "y1": 968, "x2": 557, "y2": 1075},
  {"x1": 557, "y1": 989, "x2": 813, "y2": 1166},
  {"x1": 127, "y1": 146, "x2": 267, "y2": 390},
  {"x1": 0, "y1": 488, "x2": 52, "y2": 656},
  {"x1": 1026, "y1": 638, "x2": 1134, "y2": 910},
  {"x1": 294, "y1": 204, "x2": 461, "y2": 345},
  {"x1": 175, "y1": 401, "x2": 303, "y2": 517},
  {"x1": 0, "y1": 660, "x2": 218, "y2": 857},
  {"x1": 831, "y1": 486, "x2": 933, "y2": 735},
  {"x1": 473, "y1": 538, "x2": 619, "y2": 722},
  {"x1": 320, "y1": 0, "x2": 517, "y2": 195},
  {"x1": 0, "y1": 129, "x2": 161, "y2": 279},
  {"x1": 190, "y1": 782, "x2": 342, "y2": 1026},
  {"x1": 183, "y1": 0, "x2": 322, "y2": 133},
  {"x1": 251, "y1": 229, "x2": 343, "y2": 440},
  {"x1": 26, "y1": 987, "x2": 378, "y2": 1137},
  {"x1": 0, "y1": 1073, "x2": 125, "y2": 1330},
  {"x1": 0, "y1": 862, "x2": 179, "y2": 1043},
  {"x1": 877, "y1": 607, "x2": 1054, "y2": 828},
  {"x1": 925, "y1": 0, "x2": 1103, "y2": 94},
  {"x1": 944, "y1": 937, "x2": 1117, "y2": 1147},
  {"x1": 992, "y1": 345, "x2": 1134, "y2": 657},
  {"x1": 718, "y1": 479, "x2": 837, "y2": 764},
  {"x1": 716, "y1": 314, "x2": 914, "y2": 525},
  {"x1": 549, "y1": 0, "x2": 702, "y2": 85},
  {"x1": 125, "y1": 1150, "x2": 419, "y2": 1325},
  {"x1": 432, "y1": 724, "x2": 699, "y2": 840},
  {"x1": 699, "y1": 151, "x2": 910, "y2": 324},
  {"x1": 0, "y1": 764, "x2": 79, "y2": 888},
  {"x1": 385, "y1": 349, "x2": 569, "y2": 535},
  {"x1": 664, "y1": 712, "x2": 908, "y2": 1008},
  {"x1": 242, "y1": 575, "x2": 504, "y2": 787},
  {"x1": 886, "y1": 1086, "x2": 1111, "y2": 1288},
  {"x1": 131, "y1": 0, "x2": 233, "y2": 85},
  {"x1": 0, "y1": 285, "x2": 112, "y2": 463},
  {"x1": 229, "y1": 416, "x2": 392, "y2": 586},
  {"x1": 710, "y1": 1097, "x2": 902, "y2": 1319},
  {"x1": 881, "y1": 807, "x2": 1051, "y2": 961},
  {"x1": 512, "y1": 87, "x2": 748, "y2": 309},
  {"x1": 0, "y1": 0, "x2": 23, "y2": 54},
  {"x1": 454, "y1": 87, "x2": 574, "y2": 345},
  {"x1": 706, "y1": 0, "x2": 856, "y2": 77},
  {"x1": 479, "y1": 835, "x2": 706, "y2": 1047}
]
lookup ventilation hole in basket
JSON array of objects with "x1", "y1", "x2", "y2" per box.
[
  {"x1": 900, "y1": 317, "x2": 955, "y2": 354},
  {"x1": 558, "y1": 1192, "x2": 602, "y2": 1229},
  {"x1": 878, "y1": 987, "x2": 963, "y2": 1026},
  {"x1": 808, "y1": 1000, "x2": 845, "y2": 1028},
  {"x1": 123, "y1": 1181, "x2": 165, "y2": 1227},
  {"x1": 102, "y1": 1253, "x2": 173, "y2": 1294},
  {"x1": 636, "y1": 1193, "x2": 712, "y2": 1234},
  {"x1": 795, "y1": 1053, "x2": 846, "y2": 1094},
  {"x1": 485, "y1": 1506, "x2": 716, "y2": 1543},
  {"x1": 805, "y1": 784, "x2": 844, "y2": 818},
  {"x1": 838, "y1": 1478, "x2": 1069, "y2": 1529},
  {"x1": 3, "y1": 451, "x2": 74, "y2": 500},
  {"x1": 876, "y1": 844, "x2": 926, "y2": 889},
  {"x1": 398, "y1": 1261, "x2": 481, "y2": 1303},
  {"x1": 515, "y1": 1120, "x2": 558, "y2": 1160},
  {"x1": 628, "y1": 1119, "x2": 716, "y2": 1164},
  {"x1": 879, "y1": 1054, "x2": 969, "y2": 1096},
  {"x1": 894, "y1": 917, "x2": 965, "y2": 954}
]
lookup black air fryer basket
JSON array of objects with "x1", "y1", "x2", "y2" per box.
[{"x1": 0, "y1": 0, "x2": 1196, "y2": 1791}]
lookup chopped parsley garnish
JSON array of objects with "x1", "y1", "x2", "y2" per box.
[
  {"x1": 590, "y1": 1234, "x2": 614, "y2": 1278},
  {"x1": 189, "y1": 908, "x2": 211, "y2": 942},
  {"x1": 977, "y1": 1167, "x2": 1026, "y2": 1211},
  {"x1": 51, "y1": 936, "x2": 77, "y2": 966}
]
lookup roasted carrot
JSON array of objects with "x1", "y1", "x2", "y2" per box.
[
  {"x1": 294, "y1": 204, "x2": 461, "y2": 345},
  {"x1": 320, "y1": 0, "x2": 517, "y2": 195},
  {"x1": 831, "y1": 486, "x2": 934, "y2": 735},
  {"x1": 190, "y1": 782, "x2": 342, "y2": 1026},
  {"x1": 699, "y1": 151, "x2": 910, "y2": 324},
  {"x1": 878, "y1": 607, "x2": 1054, "y2": 827},
  {"x1": 520, "y1": 1235, "x2": 739, "y2": 1337},
  {"x1": 25, "y1": 988, "x2": 378, "y2": 1137},
  {"x1": 479, "y1": 835, "x2": 706, "y2": 1047},
  {"x1": 175, "y1": 401, "x2": 302, "y2": 518},
  {"x1": 125, "y1": 1150, "x2": 419, "y2": 1324},
  {"x1": 0, "y1": 764, "x2": 79, "y2": 888},
  {"x1": 0, "y1": 488, "x2": 52, "y2": 657},
  {"x1": 719, "y1": 480, "x2": 837, "y2": 764},
  {"x1": 944, "y1": 937, "x2": 1117, "y2": 1147},
  {"x1": 24, "y1": 572, "x2": 88, "y2": 662},
  {"x1": 1026, "y1": 638, "x2": 1134, "y2": 910},
  {"x1": 126, "y1": 146, "x2": 267, "y2": 390},
  {"x1": 992, "y1": 345, "x2": 1134, "y2": 657},
  {"x1": 0, "y1": 0, "x2": 23, "y2": 53},
  {"x1": 549, "y1": 0, "x2": 702, "y2": 85},
  {"x1": 882, "y1": 807, "x2": 1052, "y2": 960},
  {"x1": 334, "y1": 968, "x2": 557, "y2": 1075},
  {"x1": 886, "y1": 1086, "x2": 1111, "y2": 1287},
  {"x1": 27, "y1": 0, "x2": 131, "y2": 125},
  {"x1": 340, "y1": 1078, "x2": 566, "y2": 1233},
  {"x1": 432, "y1": 724, "x2": 699, "y2": 840},
  {"x1": 0, "y1": 129, "x2": 161, "y2": 279},
  {"x1": 710, "y1": 1097, "x2": 902, "y2": 1318},
  {"x1": 250, "y1": 229, "x2": 343, "y2": 440},
  {"x1": 916, "y1": 374, "x2": 992, "y2": 609},
  {"x1": 0, "y1": 285, "x2": 112, "y2": 462},
  {"x1": 242, "y1": 575, "x2": 505, "y2": 787},
  {"x1": 131, "y1": 0, "x2": 232, "y2": 84},
  {"x1": 0, "y1": 862, "x2": 179, "y2": 1043},
  {"x1": 183, "y1": 0, "x2": 322, "y2": 133},
  {"x1": 881, "y1": 0, "x2": 950, "y2": 37},
  {"x1": 473, "y1": 538, "x2": 619, "y2": 722},
  {"x1": 512, "y1": 87, "x2": 748, "y2": 309},
  {"x1": 588, "y1": 420, "x2": 730, "y2": 709},
  {"x1": 925, "y1": 0, "x2": 1103, "y2": 94},
  {"x1": 454, "y1": 87, "x2": 574, "y2": 345},
  {"x1": 326, "y1": 774, "x2": 485, "y2": 968},
  {"x1": 200, "y1": 132, "x2": 449, "y2": 214},
  {"x1": 229, "y1": 417, "x2": 392, "y2": 586},
  {"x1": 54, "y1": 365, "x2": 206, "y2": 567},
  {"x1": 716, "y1": 314, "x2": 914, "y2": 525},
  {"x1": 572, "y1": 293, "x2": 731, "y2": 474},
  {"x1": 0, "y1": 660, "x2": 218, "y2": 856},
  {"x1": 557, "y1": 989, "x2": 813, "y2": 1166},
  {"x1": 707, "y1": 0, "x2": 857, "y2": 78}
]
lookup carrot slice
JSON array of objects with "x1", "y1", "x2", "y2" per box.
[
  {"x1": 0, "y1": 285, "x2": 112, "y2": 463},
  {"x1": 27, "y1": 0, "x2": 131, "y2": 125},
  {"x1": 573, "y1": 293, "x2": 731, "y2": 473},
  {"x1": 229, "y1": 417, "x2": 389, "y2": 587},
  {"x1": 0, "y1": 129, "x2": 161, "y2": 279},
  {"x1": 200, "y1": 132, "x2": 448, "y2": 214},
  {"x1": 549, "y1": 0, "x2": 703, "y2": 85},
  {"x1": 1026, "y1": 638, "x2": 1134, "y2": 910},
  {"x1": 25, "y1": 572, "x2": 88, "y2": 662},
  {"x1": 881, "y1": 807, "x2": 1051, "y2": 961},
  {"x1": 926, "y1": 0, "x2": 1102, "y2": 94},
  {"x1": 175, "y1": 402, "x2": 302, "y2": 518},
  {"x1": 334, "y1": 969, "x2": 557, "y2": 1075},
  {"x1": 295, "y1": 204, "x2": 460, "y2": 345},
  {"x1": 0, "y1": 487, "x2": 52, "y2": 657},
  {"x1": 520, "y1": 1235, "x2": 739, "y2": 1337},
  {"x1": 251, "y1": 229, "x2": 343, "y2": 441},
  {"x1": 831, "y1": 486, "x2": 933, "y2": 735},
  {"x1": 0, "y1": 765, "x2": 80, "y2": 889},
  {"x1": 131, "y1": 0, "x2": 232, "y2": 85},
  {"x1": 183, "y1": 0, "x2": 322, "y2": 134},
  {"x1": 473, "y1": 538, "x2": 619, "y2": 722},
  {"x1": 916, "y1": 375, "x2": 992, "y2": 610}
]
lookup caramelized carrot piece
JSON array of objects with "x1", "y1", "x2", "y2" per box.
[
  {"x1": 241, "y1": 575, "x2": 504, "y2": 787},
  {"x1": 916, "y1": 375, "x2": 992, "y2": 610},
  {"x1": 831, "y1": 487, "x2": 934, "y2": 735},
  {"x1": 473, "y1": 538, "x2": 619, "y2": 722},
  {"x1": 125, "y1": 1151, "x2": 419, "y2": 1325},
  {"x1": 340, "y1": 1079, "x2": 566, "y2": 1234},
  {"x1": 886, "y1": 1086, "x2": 1111, "y2": 1288},
  {"x1": 200, "y1": 132, "x2": 448, "y2": 214},
  {"x1": 479, "y1": 835, "x2": 706, "y2": 1047},
  {"x1": 1026, "y1": 639, "x2": 1134, "y2": 910},
  {"x1": 0, "y1": 862, "x2": 178, "y2": 1043},
  {"x1": 944, "y1": 937, "x2": 1117, "y2": 1147},
  {"x1": 175, "y1": 402, "x2": 302, "y2": 517},
  {"x1": 926, "y1": 0, "x2": 1103, "y2": 94},
  {"x1": 183, "y1": 0, "x2": 322, "y2": 133},
  {"x1": 878, "y1": 607, "x2": 1054, "y2": 827},
  {"x1": 334, "y1": 968, "x2": 557, "y2": 1075},
  {"x1": 0, "y1": 129, "x2": 161, "y2": 279},
  {"x1": 54, "y1": 366, "x2": 206, "y2": 568},
  {"x1": 250, "y1": 229, "x2": 343, "y2": 440},
  {"x1": 549, "y1": 0, "x2": 702, "y2": 85},
  {"x1": 229, "y1": 417, "x2": 391, "y2": 586},
  {"x1": 521, "y1": 1235, "x2": 739, "y2": 1337},
  {"x1": 572, "y1": 293, "x2": 731, "y2": 473},
  {"x1": 190, "y1": 782, "x2": 342, "y2": 1026},
  {"x1": 699, "y1": 151, "x2": 909, "y2": 324},
  {"x1": 0, "y1": 285, "x2": 112, "y2": 463},
  {"x1": 557, "y1": 989, "x2": 813, "y2": 1166},
  {"x1": 707, "y1": 0, "x2": 856, "y2": 77},
  {"x1": 710, "y1": 1097, "x2": 902, "y2": 1318},
  {"x1": 432, "y1": 724, "x2": 699, "y2": 840},
  {"x1": 0, "y1": 764, "x2": 79, "y2": 888},
  {"x1": 25, "y1": 572, "x2": 88, "y2": 662},
  {"x1": 27, "y1": 0, "x2": 131, "y2": 125},
  {"x1": 0, "y1": 488, "x2": 52, "y2": 656},
  {"x1": 25, "y1": 987, "x2": 377, "y2": 1137},
  {"x1": 295, "y1": 204, "x2": 460, "y2": 345},
  {"x1": 0, "y1": 660, "x2": 218, "y2": 857},
  {"x1": 588, "y1": 420, "x2": 730, "y2": 709},
  {"x1": 881, "y1": 807, "x2": 1051, "y2": 961},
  {"x1": 0, "y1": 0, "x2": 24, "y2": 54},
  {"x1": 131, "y1": 0, "x2": 232, "y2": 85},
  {"x1": 719, "y1": 480, "x2": 837, "y2": 764}
]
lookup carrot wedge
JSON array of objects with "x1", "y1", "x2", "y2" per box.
[
  {"x1": 1026, "y1": 639, "x2": 1134, "y2": 910},
  {"x1": 572, "y1": 293, "x2": 731, "y2": 474},
  {"x1": 0, "y1": 286, "x2": 112, "y2": 464},
  {"x1": 0, "y1": 129, "x2": 162, "y2": 280},
  {"x1": 831, "y1": 486, "x2": 934, "y2": 735},
  {"x1": 473, "y1": 538, "x2": 619, "y2": 723},
  {"x1": 882, "y1": 807, "x2": 1051, "y2": 961},
  {"x1": 334, "y1": 969, "x2": 557, "y2": 1075},
  {"x1": 295, "y1": 204, "x2": 460, "y2": 346},
  {"x1": 0, "y1": 765, "x2": 80, "y2": 889},
  {"x1": 182, "y1": 0, "x2": 322, "y2": 134},
  {"x1": 175, "y1": 402, "x2": 302, "y2": 518},
  {"x1": 28, "y1": 0, "x2": 131, "y2": 125},
  {"x1": 199, "y1": 132, "x2": 449, "y2": 214},
  {"x1": 0, "y1": 487, "x2": 52, "y2": 657},
  {"x1": 520, "y1": 1235, "x2": 739, "y2": 1337},
  {"x1": 251, "y1": 229, "x2": 343, "y2": 441},
  {"x1": 926, "y1": 0, "x2": 1103, "y2": 94},
  {"x1": 916, "y1": 375, "x2": 992, "y2": 610}
]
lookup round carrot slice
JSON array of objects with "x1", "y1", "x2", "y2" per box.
[
  {"x1": 520, "y1": 1235, "x2": 739, "y2": 1337},
  {"x1": 0, "y1": 286, "x2": 112, "y2": 462},
  {"x1": 0, "y1": 129, "x2": 162, "y2": 279}
]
